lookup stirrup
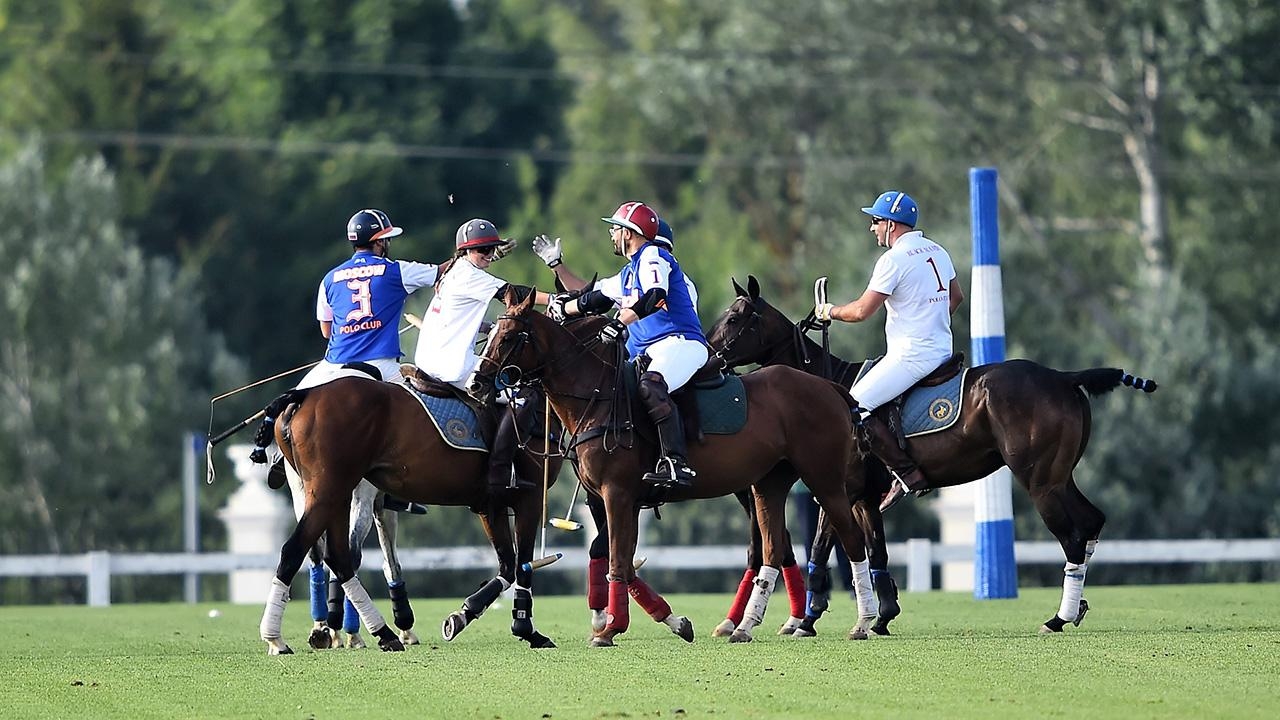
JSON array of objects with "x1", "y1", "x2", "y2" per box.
[
  {"x1": 643, "y1": 457, "x2": 696, "y2": 489},
  {"x1": 266, "y1": 460, "x2": 287, "y2": 490},
  {"x1": 878, "y1": 477, "x2": 912, "y2": 513}
]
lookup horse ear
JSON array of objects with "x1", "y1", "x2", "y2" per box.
[
  {"x1": 518, "y1": 287, "x2": 536, "y2": 312},
  {"x1": 747, "y1": 275, "x2": 760, "y2": 299},
  {"x1": 732, "y1": 277, "x2": 748, "y2": 297},
  {"x1": 553, "y1": 275, "x2": 568, "y2": 293}
]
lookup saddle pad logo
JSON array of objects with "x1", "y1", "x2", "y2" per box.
[
  {"x1": 928, "y1": 398, "x2": 955, "y2": 423},
  {"x1": 445, "y1": 418, "x2": 470, "y2": 442}
]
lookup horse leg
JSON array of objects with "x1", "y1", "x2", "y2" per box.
[
  {"x1": 803, "y1": 476, "x2": 875, "y2": 641},
  {"x1": 730, "y1": 478, "x2": 791, "y2": 643},
  {"x1": 586, "y1": 492, "x2": 610, "y2": 634},
  {"x1": 777, "y1": 493, "x2": 807, "y2": 635},
  {"x1": 261, "y1": 504, "x2": 334, "y2": 655},
  {"x1": 793, "y1": 507, "x2": 837, "y2": 638},
  {"x1": 336, "y1": 482, "x2": 376, "y2": 649},
  {"x1": 281, "y1": 461, "x2": 338, "y2": 650},
  {"x1": 321, "y1": 498, "x2": 403, "y2": 652},
  {"x1": 511, "y1": 493, "x2": 557, "y2": 649},
  {"x1": 373, "y1": 496, "x2": 419, "y2": 645},
  {"x1": 592, "y1": 487, "x2": 641, "y2": 648},
  {"x1": 853, "y1": 499, "x2": 900, "y2": 636},
  {"x1": 1033, "y1": 475, "x2": 1105, "y2": 633},
  {"x1": 714, "y1": 489, "x2": 760, "y2": 638},
  {"x1": 441, "y1": 508, "x2": 513, "y2": 642}
]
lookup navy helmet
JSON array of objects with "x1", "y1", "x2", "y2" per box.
[
  {"x1": 347, "y1": 208, "x2": 402, "y2": 246},
  {"x1": 860, "y1": 191, "x2": 918, "y2": 227},
  {"x1": 455, "y1": 218, "x2": 503, "y2": 251},
  {"x1": 654, "y1": 218, "x2": 675, "y2": 249}
]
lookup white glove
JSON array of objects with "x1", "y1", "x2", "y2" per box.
[
  {"x1": 547, "y1": 294, "x2": 570, "y2": 323},
  {"x1": 491, "y1": 238, "x2": 517, "y2": 261},
  {"x1": 814, "y1": 303, "x2": 835, "y2": 322},
  {"x1": 532, "y1": 234, "x2": 562, "y2": 268},
  {"x1": 598, "y1": 319, "x2": 627, "y2": 344}
]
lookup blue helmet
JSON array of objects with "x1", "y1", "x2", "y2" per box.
[
  {"x1": 654, "y1": 218, "x2": 675, "y2": 249},
  {"x1": 860, "y1": 191, "x2": 918, "y2": 227}
]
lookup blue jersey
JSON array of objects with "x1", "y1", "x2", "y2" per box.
[
  {"x1": 620, "y1": 243, "x2": 707, "y2": 359},
  {"x1": 320, "y1": 251, "x2": 437, "y2": 363}
]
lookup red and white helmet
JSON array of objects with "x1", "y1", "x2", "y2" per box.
[{"x1": 601, "y1": 201, "x2": 659, "y2": 241}]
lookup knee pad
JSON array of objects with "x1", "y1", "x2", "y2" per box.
[{"x1": 637, "y1": 371, "x2": 674, "y2": 423}]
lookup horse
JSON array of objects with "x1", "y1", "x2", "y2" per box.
[
  {"x1": 471, "y1": 288, "x2": 870, "y2": 645},
  {"x1": 256, "y1": 376, "x2": 564, "y2": 654},
  {"x1": 706, "y1": 275, "x2": 1158, "y2": 633}
]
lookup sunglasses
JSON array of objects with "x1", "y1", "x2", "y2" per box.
[{"x1": 870, "y1": 217, "x2": 887, "y2": 226}]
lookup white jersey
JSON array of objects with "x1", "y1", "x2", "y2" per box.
[
  {"x1": 412, "y1": 258, "x2": 506, "y2": 383},
  {"x1": 866, "y1": 230, "x2": 956, "y2": 362}
]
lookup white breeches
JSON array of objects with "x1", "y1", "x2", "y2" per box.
[
  {"x1": 850, "y1": 353, "x2": 948, "y2": 410},
  {"x1": 298, "y1": 358, "x2": 401, "y2": 388},
  {"x1": 643, "y1": 336, "x2": 710, "y2": 393}
]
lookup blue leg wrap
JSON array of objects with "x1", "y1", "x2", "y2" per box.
[
  {"x1": 344, "y1": 598, "x2": 360, "y2": 634},
  {"x1": 309, "y1": 565, "x2": 328, "y2": 622}
]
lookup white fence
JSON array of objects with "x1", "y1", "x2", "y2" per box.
[{"x1": 2, "y1": 538, "x2": 1277, "y2": 607}]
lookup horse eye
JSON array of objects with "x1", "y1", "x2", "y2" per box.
[{"x1": 726, "y1": 317, "x2": 738, "y2": 325}]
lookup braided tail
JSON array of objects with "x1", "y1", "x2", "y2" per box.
[
  {"x1": 249, "y1": 389, "x2": 310, "y2": 462},
  {"x1": 1069, "y1": 368, "x2": 1159, "y2": 397}
]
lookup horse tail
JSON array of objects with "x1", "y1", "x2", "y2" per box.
[
  {"x1": 1068, "y1": 368, "x2": 1159, "y2": 397},
  {"x1": 250, "y1": 388, "x2": 312, "y2": 451}
]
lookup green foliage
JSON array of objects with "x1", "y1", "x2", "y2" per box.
[{"x1": 0, "y1": 140, "x2": 245, "y2": 561}]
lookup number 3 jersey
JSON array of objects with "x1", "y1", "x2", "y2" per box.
[
  {"x1": 866, "y1": 230, "x2": 956, "y2": 361},
  {"x1": 318, "y1": 250, "x2": 438, "y2": 364}
]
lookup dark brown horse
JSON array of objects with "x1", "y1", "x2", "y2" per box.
[
  {"x1": 256, "y1": 377, "x2": 563, "y2": 654},
  {"x1": 471, "y1": 289, "x2": 869, "y2": 646},
  {"x1": 706, "y1": 276, "x2": 1157, "y2": 633}
]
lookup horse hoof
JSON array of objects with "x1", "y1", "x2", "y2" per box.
[
  {"x1": 441, "y1": 612, "x2": 468, "y2": 642},
  {"x1": 400, "y1": 629, "x2": 420, "y2": 646},
  {"x1": 728, "y1": 629, "x2": 753, "y2": 643},
  {"x1": 848, "y1": 626, "x2": 869, "y2": 641},
  {"x1": 871, "y1": 622, "x2": 892, "y2": 636},
  {"x1": 266, "y1": 640, "x2": 294, "y2": 655},
  {"x1": 589, "y1": 634, "x2": 616, "y2": 648},
  {"x1": 792, "y1": 627, "x2": 816, "y2": 638},
  {"x1": 346, "y1": 633, "x2": 367, "y2": 649},
  {"x1": 526, "y1": 632, "x2": 557, "y2": 649},
  {"x1": 711, "y1": 619, "x2": 735, "y2": 638},
  {"x1": 308, "y1": 626, "x2": 336, "y2": 650},
  {"x1": 1039, "y1": 624, "x2": 1061, "y2": 634},
  {"x1": 777, "y1": 617, "x2": 803, "y2": 635},
  {"x1": 672, "y1": 616, "x2": 695, "y2": 643}
]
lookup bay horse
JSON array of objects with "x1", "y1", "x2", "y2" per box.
[
  {"x1": 706, "y1": 275, "x2": 1158, "y2": 633},
  {"x1": 257, "y1": 376, "x2": 564, "y2": 654},
  {"x1": 471, "y1": 289, "x2": 870, "y2": 646}
]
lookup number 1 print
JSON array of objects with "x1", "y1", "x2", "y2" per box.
[{"x1": 925, "y1": 258, "x2": 945, "y2": 292}]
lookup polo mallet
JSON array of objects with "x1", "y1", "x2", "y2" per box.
[
  {"x1": 550, "y1": 480, "x2": 584, "y2": 532},
  {"x1": 526, "y1": 393, "x2": 561, "y2": 571},
  {"x1": 814, "y1": 277, "x2": 833, "y2": 380}
]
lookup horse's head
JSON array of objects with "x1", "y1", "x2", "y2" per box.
[
  {"x1": 706, "y1": 275, "x2": 795, "y2": 369},
  {"x1": 469, "y1": 288, "x2": 612, "y2": 404}
]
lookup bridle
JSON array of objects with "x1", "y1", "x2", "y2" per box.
[{"x1": 711, "y1": 298, "x2": 827, "y2": 375}]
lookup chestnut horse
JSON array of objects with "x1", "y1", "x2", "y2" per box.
[
  {"x1": 471, "y1": 289, "x2": 869, "y2": 646},
  {"x1": 256, "y1": 377, "x2": 563, "y2": 654},
  {"x1": 706, "y1": 276, "x2": 1157, "y2": 633}
]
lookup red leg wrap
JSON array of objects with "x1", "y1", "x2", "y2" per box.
[
  {"x1": 628, "y1": 577, "x2": 672, "y2": 621},
  {"x1": 782, "y1": 563, "x2": 806, "y2": 618},
  {"x1": 606, "y1": 579, "x2": 630, "y2": 633},
  {"x1": 726, "y1": 569, "x2": 756, "y2": 625},
  {"x1": 588, "y1": 557, "x2": 608, "y2": 610}
]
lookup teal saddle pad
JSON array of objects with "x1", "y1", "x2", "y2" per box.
[
  {"x1": 624, "y1": 364, "x2": 748, "y2": 435},
  {"x1": 854, "y1": 359, "x2": 967, "y2": 438},
  {"x1": 399, "y1": 383, "x2": 487, "y2": 452}
]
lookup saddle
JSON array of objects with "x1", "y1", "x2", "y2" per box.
[
  {"x1": 862, "y1": 352, "x2": 967, "y2": 448},
  {"x1": 399, "y1": 363, "x2": 499, "y2": 446},
  {"x1": 914, "y1": 352, "x2": 965, "y2": 387}
]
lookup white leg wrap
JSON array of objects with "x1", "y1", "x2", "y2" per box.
[
  {"x1": 259, "y1": 577, "x2": 290, "y2": 641},
  {"x1": 591, "y1": 609, "x2": 607, "y2": 633},
  {"x1": 1057, "y1": 562, "x2": 1088, "y2": 622},
  {"x1": 851, "y1": 559, "x2": 877, "y2": 619},
  {"x1": 342, "y1": 577, "x2": 387, "y2": 634},
  {"x1": 1084, "y1": 539, "x2": 1098, "y2": 564},
  {"x1": 738, "y1": 566, "x2": 780, "y2": 630}
]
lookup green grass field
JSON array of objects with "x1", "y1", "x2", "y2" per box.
[{"x1": 1, "y1": 583, "x2": 1277, "y2": 719}]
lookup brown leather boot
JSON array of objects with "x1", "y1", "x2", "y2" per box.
[{"x1": 859, "y1": 414, "x2": 929, "y2": 512}]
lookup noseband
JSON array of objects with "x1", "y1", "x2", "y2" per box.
[{"x1": 712, "y1": 300, "x2": 822, "y2": 372}]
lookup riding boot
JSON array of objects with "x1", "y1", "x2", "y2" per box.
[
  {"x1": 643, "y1": 412, "x2": 697, "y2": 488},
  {"x1": 859, "y1": 414, "x2": 928, "y2": 512},
  {"x1": 486, "y1": 408, "x2": 520, "y2": 497}
]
